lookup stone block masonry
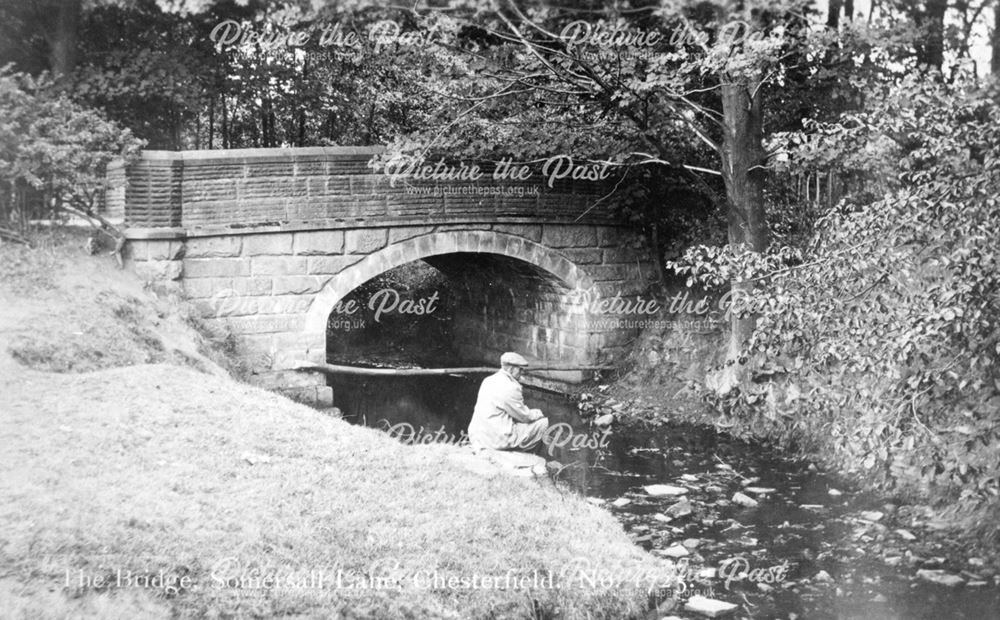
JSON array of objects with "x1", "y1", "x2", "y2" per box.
[{"x1": 120, "y1": 147, "x2": 657, "y2": 405}]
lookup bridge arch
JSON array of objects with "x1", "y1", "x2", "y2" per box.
[
  {"x1": 117, "y1": 147, "x2": 658, "y2": 404},
  {"x1": 304, "y1": 230, "x2": 594, "y2": 333}
]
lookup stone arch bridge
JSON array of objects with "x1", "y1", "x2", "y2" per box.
[{"x1": 112, "y1": 147, "x2": 657, "y2": 405}]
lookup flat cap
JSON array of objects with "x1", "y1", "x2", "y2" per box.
[{"x1": 500, "y1": 352, "x2": 529, "y2": 367}]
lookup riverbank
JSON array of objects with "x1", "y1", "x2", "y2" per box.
[
  {"x1": 0, "y1": 231, "x2": 669, "y2": 619},
  {"x1": 600, "y1": 315, "x2": 1000, "y2": 574}
]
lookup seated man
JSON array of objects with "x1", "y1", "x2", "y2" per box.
[{"x1": 468, "y1": 352, "x2": 549, "y2": 451}]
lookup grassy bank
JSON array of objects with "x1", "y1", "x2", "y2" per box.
[{"x1": 0, "y1": 232, "x2": 669, "y2": 619}]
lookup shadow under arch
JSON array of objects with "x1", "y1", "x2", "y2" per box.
[{"x1": 303, "y1": 230, "x2": 595, "y2": 335}]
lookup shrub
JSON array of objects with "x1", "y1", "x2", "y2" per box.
[
  {"x1": 0, "y1": 67, "x2": 144, "y2": 239},
  {"x1": 670, "y1": 74, "x2": 1000, "y2": 519}
]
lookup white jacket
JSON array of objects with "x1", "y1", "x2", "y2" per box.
[{"x1": 468, "y1": 369, "x2": 542, "y2": 449}]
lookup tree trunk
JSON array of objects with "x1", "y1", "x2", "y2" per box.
[
  {"x1": 649, "y1": 224, "x2": 669, "y2": 291},
  {"x1": 208, "y1": 97, "x2": 215, "y2": 149},
  {"x1": 993, "y1": 0, "x2": 1000, "y2": 75},
  {"x1": 719, "y1": 81, "x2": 768, "y2": 363},
  {"x1": 299, "y1": 56, "x2": 309, "y2": 146},
  {"x1": 222, "y1": 96, "x2": 229, "y2": 148},
  {"x1": 916, "y1": 0, "x2": 947, "y2": 72},
  {"x1": 172, "y1": 106, "x2": 181, "y2": 150},
  {"x1": 827, "y1": 0, "x2": 844, "y2": 29},
  {"x1": 46, "y1": 0, "x2": 81, "y2": 80}
]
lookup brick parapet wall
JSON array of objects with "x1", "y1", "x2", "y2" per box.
[{"x1": 121, "y1": 147, "x2": 621, "y2": 234}]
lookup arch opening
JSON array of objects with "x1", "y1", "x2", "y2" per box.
[
  {"x1": 300, "y1": 229, "x2": 645, "y2": 408},
  {"x1": 303, "y1": 231, "x2": 594, "y2": 337},
  {"x1": 323, "y1": 250, "x2": 582, "y2": 435},
  {"x1": 325, "y1": 251, "x2": 582, "y2": 370}
]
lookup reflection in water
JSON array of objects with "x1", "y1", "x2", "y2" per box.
[
  {"x1": 330, "y1": 374, "x2": 1000, "y2": 620},
  {"x1": 330, "y1": 374, "x2": 478, "y2": 437},
  {"x1": 329, "y1": 373, "x2": 613, "y2": 480}
]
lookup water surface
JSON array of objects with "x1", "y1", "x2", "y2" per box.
[{"x1": 330, "y1": 373, "x2": 1000, "y2": 619}]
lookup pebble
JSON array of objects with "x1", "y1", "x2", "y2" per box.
[
  {"x1": 744, "y1": 487, "x2": 777, "y2": 494},
  {"x1": 683, "y1": 538, "x2": 701, "y2": 549},
  {"x1": 612, "y1": 497, "x2": 632, "y2": 508},
  {"x1": 593, "y1": 413, "x2": 615, "y2": 427},
  {"x1": 814, "y1": 570, "x2": 833, "y2": 583},
  {"x1": 663, "y1": 544, "x2": 690, "y2": 558},
  {"x1": 895, "y1": 528, "x2": 917, "y2": 541},
  {"x1": 860, "y1": 510, "x2": 884, "y2": 522},
  {"x1": 916, "y1": 569, "x2": 965, "y2": 587},
  {"x1": 667, "y1": 499, "x2": 694, "y2": 518},
  {"x1": 732, "y1": 492, "x2": 759, "y2": 507},
  {"x1": 652, "y1": 513, "x2": 673, "y2": 523},
  {"x1": 644, "y1": 484, "x2": 688, "y2": 497},
  {"x1": 828, "y1": 488, "x2": 843, "y2": 496},
  {"x1": 683, "y1": 595, "x2": 738, "y2": 617}
]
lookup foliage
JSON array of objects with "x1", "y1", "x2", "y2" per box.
[
  {"x1": 0, "y1": 67, "x2": 144, "y2": 233},
  {"x1": 69, "y1": 1, "x2": 444, "y2": 149},
  {"x1": 678, "y1": 74, "x2": 1000, "y2": 515},
  {"x1": 5, "y1": 0, "x2": 957, "y2": 266},
  {"x1": 667, "y1": 243, "x2": 802, "y2": 291},
  {"x1": 354, "y1": 0, "x2": 837, "y2": 293},
  {"x1": 70, "y1": 0, "x2": 231, "y2": 150}
]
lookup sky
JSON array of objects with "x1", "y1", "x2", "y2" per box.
[{"x1": 812, "y1": 0, "x2": 995, "y2": 74}]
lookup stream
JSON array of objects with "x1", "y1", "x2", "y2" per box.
[{"x1": 328, "y1": 372, "x2": 1000, "y2": 619}]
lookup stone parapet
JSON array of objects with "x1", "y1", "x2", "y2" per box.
[{"x1": 119, "y1": 147, "x2": 620, "y2": 234}]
